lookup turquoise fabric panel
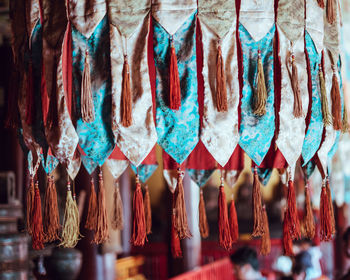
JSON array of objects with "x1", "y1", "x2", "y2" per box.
[
  {"x1": 256, "y1": 168, "x2": 273, "y2": 186},
  {"x1": 72, "y1": 16, "x2": 114, "y2": 167},
  {"x1": 302, "y1": 31, "x2": 324, "y2": 165},
  {"x1": 187, "y1": 169, "x2": 215, "y2": 187},
  {"x1": 131, "y1": 164, "x2": 158, "y2": 183},
  {"x1": 153, "y1": 12, "x2": 199, "y2": 164},
  {"x1": 40, "y1": 153, "x2": 59, "y2": 174},
  {"x1": 238, "y1": 24, "x2": 275, "y2": 166}
]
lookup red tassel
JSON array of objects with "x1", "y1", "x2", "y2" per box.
[
  {"x1": 131, "y1": 176, "x2": 147, "y2": 246},
  {"x1": 174, "y1": 169, "x2": 192, "y2": 239},
  {"x1": 286, "y1": 179, "x2": 301, "y2": 240},
  {"x1": 32, "y1": 182, "x2": 44, "y2": 250},
  {"x1": 216, "y1": 45, "x2": 228, "y2": 112},
  {"x1": 43, "y1": 176, "x2": 60, "y2": 242},
  {"x1": 252, "y1": 168, "x2": 264, "y2": 237},
  {"x1": 326, "y1": 178, "x2": 336, "y2": 235},
  {"x1": 171, "y1": 193, "x2": 182, "y2": 258},
  {"x1": 229, "y1": 195, "x2": 239, "y2": 243},
  {"x1": 26, "y1": 178, "x2": 35, "y2": 235},
  {"x1": 198, "y1": 189, "x2": 209, "y2": 238},
  {"x1": 25, "y1": 61, "x2": 35, "y2": 125},
  {"x1": 169, "y1": 39, "x2": 181, "y2": 110},
  {"x1": 218, "y1": 182, "x2": 232, "y2": 250},
  {"x1": 260, "y1": 205, "x2": 271, "y2": 256},
  {"x1": 121, "y1": 55, "x2": 132, "y2": 127},
  {"x1": 303, "y1": 184, "x2": 315, "y2": 239},
  {"x1": 320, "y1": 181, "x2": 332, "y2": 241},
  {"x1": 85, "y1": 178, "x2": 97, "y2": 231},
  {"x1": 291, "y1": 53, "x2": 303, "y2": 118},
  {"x1": 283, "y1": 210, "x2": 294, "y2": 256},
  {"x1": 330, "y1": 66, "x2": 342, "y2": 130}
]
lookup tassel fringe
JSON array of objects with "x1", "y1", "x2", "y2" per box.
[
  {"x1": 326, "y1": 0, "x2": 335, "y2": 24},
  {"x1": 319, "y1": 65, "x2": 332, "y2": 125},
  {"x1": 326, "y1": 178, "x2": 336, "y2": 236},
  {"x1": 144, "y1": 185, "x2": 152, "y2": 235},
  {"x1": 342, "y1": 105, "x2": 349, "y2": 133},
  {"x1": 198, "y1": 189, "x2": 209, "y2": 239},
  {"x1": 85, "y1": 178, "x2": 97, "y2": 231},
  {"x1": 286, "y1": 179, "x2": 301, "y2": 240},
  {"x1": 60, "y1": 182, "x2": 81, "y2": 248},
  {"x1": 218, "y1": 183, "x2": 232, "y2": 250},
  {"x1": 253, "y1": 50, "x2": 267, "y2": 116},
  {"x1": 111, "y1": 182, "x2": 124, "y2": 230},
  {"x1": 26, "y1": 178, "x2": 35, "y2": 235},
  {"x1": 174, "y1": 169, "x2": 192, "y2": 239},
  {"x1": 331, "y1": 67, "x2": 342, "y2": 130},
  {"x1": 252, "y1": 168, "x2": 264, "y2": 237},
  {"x1": 93, "y1": 171, "x2": 109, "y2": 244},
  {"x1": 317, "y1": 0, "x2": 325, "y2": 8},
  {"x1": 43, "y1": 176, "x2": 61, "y2": 242},
  {"x1": 131, "y1": 176, "x2": 147, "y2": 246},
  {"x1": 171, "y1": 208, "x2": 182, "y2": 258},
  {"x1": 291, "y1": 53, "x2": 303, "y2": 118},
  {"x1": 303, "y1": 184, "x2": 315, "y2": 239},
  {"x1": 260, "y1": 205, "x2": 271, "y2": 256},
  {"x1": 81, "y1": 51, "x2": 95, "y2": 123},
  {"x1": 121, "y1": 55, "x2": 132, "y2": 127},
  {"x1": 229, "y1": 195, "x2": 239, "y2": 243},
  {"x1": 32, "y1": 182, "x2": 44, "y2": 250},
  {"x1": 320, "y1": 182, "x2": 332, "y2": 241},
  {"x1": 216, "y1": 44, "x2": 228, "y2": 112}
]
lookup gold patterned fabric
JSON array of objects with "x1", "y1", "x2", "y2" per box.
[
  {"x1": 275, "y1": 0, "x2": 309, "y2": 170},
  {"x1": 108, "y1": 0, "x2": 157, "y2": 167},
  {"x1": 198, "y1": 0, "x2": 240, "y2": 167}
]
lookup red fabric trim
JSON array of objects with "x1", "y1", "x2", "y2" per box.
[
  {"x1": 304, "y1": 37, "x2": 313, "y2": 133},
  {"x1": 162, "y1": 150, "x2": 185, "y2": 170},
  {"x1": 141, "y1": 146, "x2": 157, "y2": 165},
  {"x1": 196, "y1": 16, "x2": 204, "y2": 129},
  {"x1": 186, "y1": 141, "x2": 216, "y2": 170},
  {"x1": 148, "y1": 16, "x2": 157, "y2": 122},
  {"x1": 108, "y1": 145, "x2": 127, "y2": 160},
  {"x1": 221, "y1": 145, "x2": 245, "y2": 170},
  {"x1": 235, "y1": 0, "x2": 243, "y2": 130}
]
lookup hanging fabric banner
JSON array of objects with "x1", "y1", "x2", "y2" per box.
[
  {"x1": 316, "y1": 4, "x2": 341, "y2": 177},
  {"x1": 152, "y1": 0, "x2": 199, "y2": 164},
  {"x1": 108, "y1": 0, "x2": 157, "y2": 167},
  {"x1": 197, "y1": 0, "x2": 239, "y2": 167},
  {"x1": 42, "y1": 0, "x2": 79, "y2": 169},
  {"x1": 275, "y1": 0, "x2": 309, "y2": 170},
  {"x1": 301, "y1": 0, "x2": 325, "y2": 166},
  {"x1": 238, "y1": 0, "x2": 276, "y2": 166},
  {"x1": 69, "y1": 0, "x2": 115, "y2": 171}
]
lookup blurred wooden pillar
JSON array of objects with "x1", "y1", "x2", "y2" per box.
[{"x1": 182, "y1": 174, "x2": 201, "y2": 271}]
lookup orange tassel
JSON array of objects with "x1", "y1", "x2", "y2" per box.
[
  {"x1": 93, "y1": 171, "x2": 109, "y2": 244},
  {"x1": 218, "y1": 181, "x2": 232, "y2": 250},
  {"x1": 330, "y1": 66, "x2": 342, "y2": 130},
  {"x1": 291, "y1": 53, "x2": 303, "y2": 118},
  {"x1": 81, "y1": 51, "x2": 95, "y2": 123},
  {"x1": 121, "y1": 55, "x2": 132, "y2": 127},
  {"x1": 131, "y1": 176, "x2": 147, "y2": 246},
  {"x1": 303, "y1": 184, "x2": 315, "y2": 239},
  {"x1": 169, "y1": 39, "x2": 181, "y2": 110},
  {"x1": 85, "y1": 178, "x2": 97, "y2": 231},
  {"x1": 229, "y1": 195, "x2": 239, "y2": 243},
  {"x1": 174, "y1": 169, "x2": 192, "y2": 239},
  {"x1": 216, "y1": 45, "x2": 228, "y2": 112},
  {"x1": 111, "y1": 182, "x2": 124, "y2": 230},
  {"x1": 326, "y1": 178, "x2": 336, "y2": 236},
  {"x1": 320, "y1": 182, "x2": 332, "y2": 241},
  {"x1": 286, "y1": 179, "x2": 301, "y2": 240},
  {"x1": 326, "y1": 0, "x2": 335, "y2": 24},
  {"x1": 319, "y1": 64, "x2": 332, "y2": 126},
  {"x1": 260, "y1": 205, "x2": 271, "y2": 256},
  {"x1": 26, "y1": 177, "x2": 35, "y2": 235},
  {"x1": 283, "y1": 210, "x2": 294, "y2": 256},
  {"x1": 198, "y1": 189, "x2": 209, "y2": 239},
  {"x1": 32, "y1": 182, "x2": 44, "y2": 250},
  {"x1": 43, "y1": 176, "x2": 60, "y2": 242},
  {"x1": 317, "y1": 0, "x2": 325, "y2": 8},
  {"x1": 144, "y1": 185, "x2": 152, "y2": 235},
  {"x1": 252, "y1": 168, "x2": 264, "y2": 237},
  {"x1": 171, "y1": 200, "x2": 182, "y2": 258}
]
